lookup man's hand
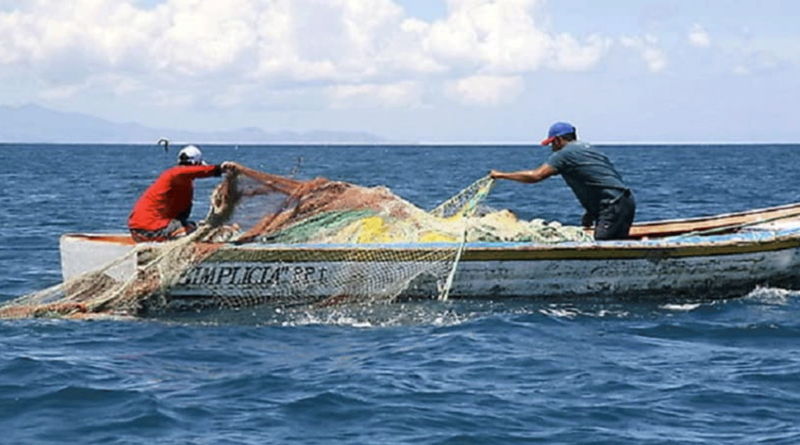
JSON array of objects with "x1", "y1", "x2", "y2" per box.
[{"x1": 221, "y1": 161, "x2": 241, "y2": 173}]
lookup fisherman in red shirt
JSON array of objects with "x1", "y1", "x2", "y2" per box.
[{"x1": 128, "y1": 144, "x2": 239, "y2": 242}]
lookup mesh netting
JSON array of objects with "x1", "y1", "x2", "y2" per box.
[{"x1": 0, "y1": 164, "x2": 591, "y2": 319}]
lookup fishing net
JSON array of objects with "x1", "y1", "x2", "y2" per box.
[{"x1": 0, "y1": 164, "x2": 591, "y2": 319}]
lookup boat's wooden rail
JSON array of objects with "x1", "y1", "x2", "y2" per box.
[
  {"x1": 66, "y1": 233, "x2": 137, "y2": 245},
  {"x1": 626, "y1": 202, "x2": 800, "y2": 239}
]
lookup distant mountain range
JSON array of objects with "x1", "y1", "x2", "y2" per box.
[{"x1": 0, "y1": 104, "x2": 387, "y2": 144}]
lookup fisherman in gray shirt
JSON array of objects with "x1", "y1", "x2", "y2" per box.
[{"x1": 490, "y1": 122, "x2": 636, "y2": 240}]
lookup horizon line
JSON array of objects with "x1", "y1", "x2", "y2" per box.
[
  {"x1": 1, "y1": 139, "x2": 800, "y2": 146},
  {"x1": 1, "y1": 140, "x2": 799, "y2": 146}
]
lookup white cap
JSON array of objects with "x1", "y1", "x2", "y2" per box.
[{"x1": 177, "y1": 145, "x2": 207, "y2": 165}]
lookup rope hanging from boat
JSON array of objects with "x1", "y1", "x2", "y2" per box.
[{"x1": 436, "y1": 175, "x2": 495, "y2": 301}]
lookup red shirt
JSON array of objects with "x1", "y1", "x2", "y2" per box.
[{"x1": 128, "y1": 165, "x2": 221, "y2": 231}]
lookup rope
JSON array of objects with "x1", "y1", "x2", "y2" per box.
[
  {"x1": 438, "y1": 176, "x2": 495, "y2": 301},
  {"x1": 439, "y1": 220, "x2": 468, "y2": 301}
]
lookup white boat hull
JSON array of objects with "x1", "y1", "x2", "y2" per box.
[
  {"x1": 59, "y1": 226, "x2": 800, "y2": 311},
  {"x1": 171, "y1": 235, "x2": 800, "y2": 301}
]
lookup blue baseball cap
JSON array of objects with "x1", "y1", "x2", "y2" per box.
[{"x1": 541, "y1": 122, "x2": 575, "y2": 145}]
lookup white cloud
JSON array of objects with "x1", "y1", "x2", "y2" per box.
[
  {"x1": 730, "y1": 49, "x2": 784, "y2": 76},
  {"x1": 328, "y1": 81, "x2": 423, "y2": 108},
  {"x1": 688, "y1": 24, "x2": 711, "y2": 48},
  {"x1": 0, "y1": 0, "x2": 613, "y2": 111},
  {"x1": 39, "y1": 84, "x2": 82, "y2": 100},
  {"x1": 151, "y1": 0, "x2": 259, "y2": 76},
  {"x1": 549, "y1": 34, "x2": 612, "y2": 71},
  {"x1": 425, "y1": 0, "x2": 551, "y2": 72},
  {"x1": 445, "y1": 75, "x2": 523, "y2": 106},
  {"x1": 424, "y1": 0, "x2": 609, "y2": 74},
  {"x1": 152, "y1": 89, "x2": 195, "y2": 108},
  {"x1": 732, "y1": 65, "x2": 750, "y2": 76},
  {"x1": 620, "y1": 35, "x2": 668, "y2": 72}
]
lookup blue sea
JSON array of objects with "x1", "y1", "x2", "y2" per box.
[{"x1": 2, "y1": 143, "x2": 800, "y2": 444}]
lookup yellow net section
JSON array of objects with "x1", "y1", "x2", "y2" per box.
[{"x1": 0, "y1": 164, "x2": 590, "y2": 319}]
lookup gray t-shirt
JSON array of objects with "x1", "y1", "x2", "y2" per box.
[{"x1": 545, "y1": 141, "x2": 630, "y2": 218}]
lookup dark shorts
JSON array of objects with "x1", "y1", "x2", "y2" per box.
[
  {"x1": 130, "y1": 220, "x2": 197, "y2": 243},
  {"x1": 594, "y1": 191, "x2": 636, "y2": 241}
]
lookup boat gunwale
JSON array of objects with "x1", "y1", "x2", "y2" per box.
[
  {"x1": 201, "y1": 228, "x2": 800, "y2": 262},
  {"x1": 632, "y1": 201, "x2": 800, "y2": 227},
  {"x1": 627, "y1": 202, "x2": 800, "y2": 237}
]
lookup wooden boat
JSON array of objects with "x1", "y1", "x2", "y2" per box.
[{"x1": 57, "y1": 201, "x2": 800, "y2": 310}]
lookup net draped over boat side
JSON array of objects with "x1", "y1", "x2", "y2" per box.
[{"x1": 0, "y1": 165, "x2": 591, "y2": 319}]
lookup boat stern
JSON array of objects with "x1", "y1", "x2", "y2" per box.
[{"x1": 60, "y1": 233, "x2": 137, "y2": 282}]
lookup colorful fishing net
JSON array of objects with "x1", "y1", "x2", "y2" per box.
[{"x1": 0, "y1": 164, "x2": 590, "y2": 319}]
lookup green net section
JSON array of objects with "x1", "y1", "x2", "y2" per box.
[{"x1": 0, "y1": 165, "x2": 591, "y2": 319}]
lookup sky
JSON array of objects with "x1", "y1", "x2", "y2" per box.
[{"x1": 0, "y1": 0, "x2": 798, "y2": 143}]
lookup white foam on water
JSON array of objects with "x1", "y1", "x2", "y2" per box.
[
  {"x1": 743, "y1": 286, "x2": 795, "y2": 305},
  {"x1": 661, "y1": 303, "x2": 702, "y2": 312}
]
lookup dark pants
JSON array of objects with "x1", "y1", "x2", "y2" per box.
[
  {"x1": 130, "y1": 219, "x2": 197, "y2": 243},
  {"x1": 594, "y1": 191, "x2": 636, "y2": 241}
]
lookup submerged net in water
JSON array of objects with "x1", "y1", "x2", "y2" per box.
[{"x1": 0, "y1": 164, "x2": 591, "y2": 319}]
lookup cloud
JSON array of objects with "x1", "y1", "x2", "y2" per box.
[
  {"x1": 731, "y1": 50, "x2": 785, "y2": 76},
  {"x1": 620, "y1": 35, "x2": 668, "y2": 72},
  {"x1": 423, "y1": 0, "x2": 609, "y2": 74},
  {"x1": 549, "y1": 34, "x2": 612, "y2": 71},
  {"x1": 0, "y1": 0, "x2": 614, "y2": 110},
  {"x1": 688, "y1": 24, "x2": 711, "y2": 48},
  {"x1": 328, "y1": 81, "x2": 423, "y2": 108},
  {"x1": 445, "y1": 75, "x2": 523, "y2": 106},
  {"x1": 39, "y1": 84, "x2": 82, "y2": 100},
  {"x1": 425, "y1": 0, "x2": 552, "y2": 72}
]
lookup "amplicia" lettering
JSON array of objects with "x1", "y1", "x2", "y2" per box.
[{"x1": 177, "y1": 264, "x2": 328, "y2": 287}]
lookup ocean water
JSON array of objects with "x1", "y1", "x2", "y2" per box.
[{"x1": 2, "y1": 143, "x2": 800, "y2": 444}]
